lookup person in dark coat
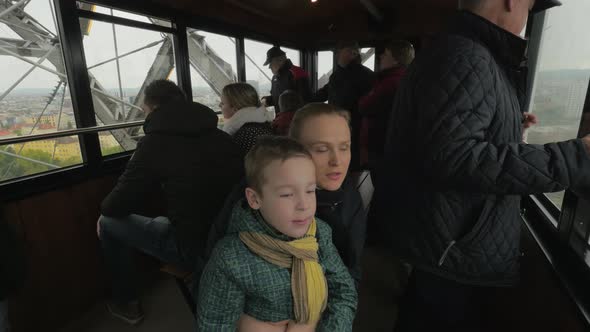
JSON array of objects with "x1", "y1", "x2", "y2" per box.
[
  {"x1": 272, "y1": 90, "x2": 304, "y2": 136},
  {"x1": 359, "y1": 40, "x2": 414, "y2": 246},
  {"x1": 376, "y1": 1, "x2": 590, "y2": 331},
  {"x1": 261, "y1": 46, "x2": 311, "y2": 114},
  {"x1": 0, "y1": 210, "x2": 26, "y2": 332},
  {"x1": 202, "y1": 103, "x2": 367, "y2": 288},
  {"x1": 97, "y1": 80, "x2": 244, "y2": 325},
  {"x1": 220, "y1": 83, "x2": 273, "y2": 154},
  {"x1": 312, "y1": 42, "x2": 375, "y2": 171},
  {"x1": 359, "y1": 40, "x2": 414, "y2": 175},
  {"x1": 290, "y1": 103, "x2": 367, "y2": 286}
]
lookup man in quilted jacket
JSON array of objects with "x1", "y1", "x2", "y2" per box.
[{"x1": 377, "y1": 0, "x2": 590, "y2": 330}]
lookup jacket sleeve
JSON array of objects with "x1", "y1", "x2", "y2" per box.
[
  {"x1": 295, "y1": 76, "x2": 313, "y2": 104},
  {"x1": 419, "y1": 55, "x2": 590, "y2": 195},
  {"x1": 359, "y1": 77, "x2": 398, "y2": 116},
  {"x1": 100, "y1": 138, "x2": 160, "y2": 217},
  {"x1": 263, "y1": 95, "x2": 275, "y2": 107},
  {"x1": 317, "y1": 222, "x2": 358, "y2": 332},
  {"x1": 358, "y1": 86, "x2": 380, "y2": 116},
  {"x1": 197, "y1": 240, "x2": 245, "y2": 331},
  {"x1": 357, "y1": 67, "x2": 376, "y2": 100},
  {"x1": 312, "y1": 83, "x2": 329, "y2": 103}
]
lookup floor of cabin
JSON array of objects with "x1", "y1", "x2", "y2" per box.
[{"x1": 60, "y1": 246, "x2": 404, "y2": 332}]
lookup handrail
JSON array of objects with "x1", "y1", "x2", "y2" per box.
[{"x1": 0, "y1": 120, "x2": 145, "y2": 145}]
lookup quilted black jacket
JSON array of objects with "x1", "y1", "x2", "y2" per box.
[
  {"x1": 378, "y1": 11, "x2": 590, "y2": 286},
  {"x1": 101, "y1": 100, "x2": 244, "y2": 262}
]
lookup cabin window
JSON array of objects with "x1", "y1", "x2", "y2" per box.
[
  {"x1": 78, "y1": 15, "x2": 176, "y2": 155},
  {"x1": 76, "y1": 2, "x2": 172, "y2": 28},
  {"x1": 0, "y1": 0, "x2": 83, "y2": 181},
  {"x1": 244, "y1": 39, "x2": 276, "y2": 99},
  {"x1": 526, "y1": 0, "x2": 590, "y2": 212},
  {"x1": 244, "y1": 39, "x2": 302, "y2": 116},
  {"x1": 361, "y1": 47, "x2": 376, "y2": 71},
  {"x1": 186, "y1": 29, "x2": 238, "y2": 127},
  {"x1": 317, "y1": 51, "x2": 333, "y2": 90}
]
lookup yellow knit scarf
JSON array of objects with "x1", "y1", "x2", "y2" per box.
[{"x1": 239, "y1": 218, "x2": 328, "y2": 324}]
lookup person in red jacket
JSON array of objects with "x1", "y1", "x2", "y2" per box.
[
  {"x1": 360, "y1": 41, "x2": 414, "y2": 247},
  {"x1": 359, "y1": 40, "x2": 415, "y2": 176},
  {"x1": 272, "y1": 90, "x2": 304, "y2": 136},
  {"x1": 261, "y1": 47, "x2": 311, "y2": 114}
]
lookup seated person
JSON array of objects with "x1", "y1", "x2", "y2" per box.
[
  {"x1": 272, "y1": 90, "x2": 304, "y2": 136},
  {"x1": 97, "y1": 80, "x2": 244, "y2": 325},
  {"x1": 197, "y1": 136, "x2": 357, "y2": 332},
  {"x1": 220, "y1": 83, "x2": 273, "y2": 153},
  {"x1": 290, "y1": 103, "x2": 367, "y2": 286}
]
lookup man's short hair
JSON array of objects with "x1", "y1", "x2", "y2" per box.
[
  {"x1": 278, "y1": 90, "x2": 304, "y2": 113},
  {"x1": 378, "y1": 40, "x2": 416, "y2": 66},
  {"x1": 144, "y1": 80, "x2": 186, "y2": 108},
  {"x1": 289, "y1": 103, "x2": 350, "y2": 140},
  {"x1": 245, "y1": 136, "x2": 312, "y2": 193}
]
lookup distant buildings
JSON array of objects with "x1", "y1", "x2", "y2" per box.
[{"x1": 534, "y1": 70, "x2": 590, "y2": 118}]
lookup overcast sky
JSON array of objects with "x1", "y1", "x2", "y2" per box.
[
  {"x1": 0, "y1": 0, "x2": 588, "y2": 93},
  {"x1": 536, "y1": 0, "x2": 590, "y2": 71}
]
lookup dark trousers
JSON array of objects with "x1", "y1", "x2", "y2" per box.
[
  {"x1": 394, "y1": 270, "x2": 500, "y2": 332},
  {"x1": 98, "y1": 214, "x2": 193, "y2": 303}
]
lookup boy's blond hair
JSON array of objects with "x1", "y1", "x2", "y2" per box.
[{"x1": 245, "y1": 136, "x2": 312, "y2": 193}]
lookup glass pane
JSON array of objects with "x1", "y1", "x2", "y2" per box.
[
  {"x1": 100, "y1": 126, "x2": 142, "y2": 155},
  {"x1": 79, "y1": 18, "x2": 176, "y2": 155},
  {"x1": 244, "y1": 39, "x2": 274, "y2": 98},
  {"x1": 361, "y1": 48, "x2": 375, "y2": 71},
  {"x1": 0, "y1": 1, "x2": 77, "y2": 139},
  {"x1": 0, "y1": 0, "x2": 82, "y2": 181},
  {"x1": 187, "y1": 29, "x2": 237, "y2": 112},
  {"x1": 317, "y1": 51, "x2": 333, "y2": 89},
  {"x1": 283, "y1": 47, "x2": 301, "y2": 67},
  {"x1": 526, "y1": 0, "x2": 590, "y2": 210},
  {"x1": 77, "y1": 1, "x2": 172, "y2": 28},
  {"x1": 546, "y1": 191, "x2": 565, "y2": 210},
  {"x1": 0, "y1": 136, "x2": 82, "y2": 182}
]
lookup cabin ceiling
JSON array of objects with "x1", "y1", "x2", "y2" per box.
[{"x1": 146, "y1": 0, "x2": 459, "y2": 47}]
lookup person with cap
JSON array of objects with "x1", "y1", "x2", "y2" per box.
[
  {"x1": 374, "y1": 0, "x2": 587, "y2": 331},
  {"x1": 312, "y1": 41, "x2": 375, "y2": 171},
  {"x1": 260, "y1": 46, "x2": 311, "y2": 114}
]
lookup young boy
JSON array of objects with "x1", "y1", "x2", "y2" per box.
[
  {"x1": 197, "y1": 136, "x2": 357, "y2": 331},
  {"x1": 272, "y1": 90, "x2": 304, "y2": 136}
]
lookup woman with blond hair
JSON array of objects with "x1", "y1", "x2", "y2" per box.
[
  {"x1": 220, "y1": 82, "x2": 273, "y2": 153},
  {"x1": 290, "y1": 103, "x2": 367, "y2": 287}
]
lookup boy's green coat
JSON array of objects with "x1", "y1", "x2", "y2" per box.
[{"x1": 197, "y1": 200, "x2": 357, "y2": 331}]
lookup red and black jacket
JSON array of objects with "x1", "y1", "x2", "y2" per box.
[
  {"x1": 264, "y1": 59, "x2": 311, "y2": 113},
  {"x1": 359, "y1": 66, "x2": 407, "y2": 159}
]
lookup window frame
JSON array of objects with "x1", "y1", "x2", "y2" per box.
[
  {"x1": 0, "y1": 0, "x2": 309, "y2": 192},
  {"x1": 523, "y1": 8, "x2": 590, "y2": 328}
]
